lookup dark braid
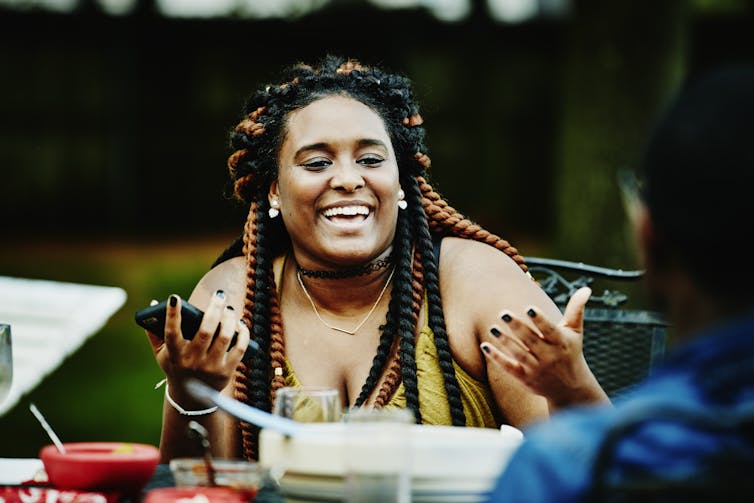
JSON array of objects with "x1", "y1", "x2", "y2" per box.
[
  {"x1": 409, "y1": 181, "x2": 466, "y2": 426},
  {"x1": 393, "y1": 203, "x2": 422, "y2": 421},
  {"x1": 212, "y1": 55, "x2": 530, "y2": 459},
  {"x1": 238, "y1": 199, "x2": 277, "y2": 460}
]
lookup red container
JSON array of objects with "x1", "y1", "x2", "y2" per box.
[{"x1": 39, "y1": 442, "x2": 160, "y2": 493}]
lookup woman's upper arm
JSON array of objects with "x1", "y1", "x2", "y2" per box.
[
  {"x1": 187, "y1": 256, "x2": 246, "y2": 457},
  {"x1": 439, "y1": 237, "x2": 559, "y2": 426},
  {"x1": 188, "y1": 256, "x2": 247, "y2": 310}
]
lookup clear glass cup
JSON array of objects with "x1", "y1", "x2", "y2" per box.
[
  {"x1": 272, "y1": 386, "x2": 342, "y2": 423},
  {"x1": 0, "y1": 324, "x2": 12, "y2": 406},
  {"x1": 344, "y1": 407, "x2": 414, "y2": 503}
]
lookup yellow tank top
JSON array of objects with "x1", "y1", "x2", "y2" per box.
[
  {"x1": 284, "y1": 324, "x2": 503, "y2": 428},
  {"x1": 277, "y1": 253, "x2": 502, "y2": 428}
]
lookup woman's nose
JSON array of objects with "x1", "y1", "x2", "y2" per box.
[{"x1": 330, "y1": 162, "x2": 365, "y2": 192}]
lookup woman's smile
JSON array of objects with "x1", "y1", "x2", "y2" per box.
[{"x1": 321, "y1": 201, "x2": 372, "y2": 228}]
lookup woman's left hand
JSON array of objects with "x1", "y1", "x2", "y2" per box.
[{"x1": 481, "y1": 286, "x2": 609, "y2": 409}]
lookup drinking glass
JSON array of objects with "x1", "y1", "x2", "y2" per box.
[
  {"x1": 272, "y1": 386, "x2": 342, "y2": 423},
  {"x1": 0, "y1": 324, "x2": 12, "y2": 406},
  {"x1": 344, "y1": 407, "x2": 414, "y2": 503}
]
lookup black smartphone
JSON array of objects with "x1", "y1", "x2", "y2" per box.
[
  {"x1": 134, "y1": 299, "x2": 204, "y2": 341},
  {"x1": 134, "y1": 298, "x2": 260, "y2": 360}
]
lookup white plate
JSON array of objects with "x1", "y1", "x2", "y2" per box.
[
  {"x1": 260, "y1": 423, "x2": 521, "y2": 502},
  {"x1": 279, "y1": 471, "x2": 490, "y2": 502},
  {"x1": 260, "y1": 423, "x2": 522, "y2": 479}
]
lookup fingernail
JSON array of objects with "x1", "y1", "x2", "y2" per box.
[
  {"x1": 527, "y1": 308, "x2": 536, "y2": 318},
  {"x1": 239, "y1": 319, "x2": 247, "y2": 326},
  {"x1": 481, "y1": 344, "x2": 491, "y2": 354},
  {"x1": 169, "y1": 295, "x2": 178, "y2": 307},
  {"x1": 501, "y1": 313, "x2": 512, "y2": 323},
  {"x1": 215, "y1": 290, "x2": 225, "y2": 299},
  {"x1": 490, "y1": 327, "x2": 502, "y2": 338},
  {"x1": 226, "y1": 305, "x2": 235, "y2": 311}
]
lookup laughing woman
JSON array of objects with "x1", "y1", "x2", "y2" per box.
[{"x1": 145, "y1": 55, "x2": 608, "y2": 462}]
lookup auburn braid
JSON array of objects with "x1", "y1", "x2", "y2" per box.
[
  {"x1": 370, "y1": 242, "x2": 425, "y2": 409},
  {"x1": 238, "y1": 199, "x2": 279, "y2": 460},
  {"x1": 418, "y1": 176, "x2": 529, "y2": 273},
  {"x1": 234, "y1": 203, "x2": 259, "y2": 458}
]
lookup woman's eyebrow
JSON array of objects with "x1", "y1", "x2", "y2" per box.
[
  {"x1": 294, "y1": 142, "x2": 329, "y2": 158},
  {"x1": 294, "y1": 139, "x2": 388, "y2": 158},
  {"x1": 358, "y1": 138, "x2": 388, "y2": 150}
]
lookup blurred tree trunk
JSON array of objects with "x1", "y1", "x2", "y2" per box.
[{"x1": 554, "y1": 0, "x2": 689, "y2": 267}]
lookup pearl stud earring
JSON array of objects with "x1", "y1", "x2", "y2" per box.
[
  {"x1": 268, "y1": 199, "x2": 280, "y2": 218},
  {"x1": 397, "y1": 190, "x2": 407, "y2": 210}
]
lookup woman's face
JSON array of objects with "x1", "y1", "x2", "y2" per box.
[{"x1": 272, "y1": 95, "x2": 402, "y2": 268}]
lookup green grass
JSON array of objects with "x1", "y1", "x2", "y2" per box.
[{"x1": 0, "y1": 235, "x2": 234, "y2": 458}]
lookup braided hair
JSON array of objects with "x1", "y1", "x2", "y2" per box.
[{"x1": 218, "y1": 55, "x2": 529, "y2": 460}]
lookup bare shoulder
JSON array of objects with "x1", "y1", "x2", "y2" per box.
[
  {"x1": 438, "y1": 237, "x2": 561, "y2": 334},
  {"x1": 439, "y1": 237, "x2": 528, "y2": 280},
  {"x1": 188, "y1": 256, "x2": 246, "y2": 311}
]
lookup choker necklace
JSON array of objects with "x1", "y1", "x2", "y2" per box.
[
  {"x1": 296, "y1": 266, "x2": 395, "y2": 335},
  {"x1": 296, "y1": 254, "x2": 393, "y2": 279}
]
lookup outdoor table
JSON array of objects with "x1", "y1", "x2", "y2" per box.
[{"x1": 0, "y1": 276, "x2": 126, "y2": 416}]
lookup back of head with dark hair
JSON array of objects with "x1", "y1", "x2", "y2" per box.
[{"x1": 640, "y1": 64, "x2": 754, "y2": 298}]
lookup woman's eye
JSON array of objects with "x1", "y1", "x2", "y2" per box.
[
  {"x1": 358, "y1": 156, "x2": 384, "y2": 167},
  {"x1": 301, "y1": 158, "x2": 331, "y2": 170}
]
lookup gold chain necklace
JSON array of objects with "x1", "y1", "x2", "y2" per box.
[{"x1": 296, "y1": 266, "x2": 395, "y2": 335}]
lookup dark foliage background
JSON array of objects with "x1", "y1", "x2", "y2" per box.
[{"x1": 0, "y1": 0, "x2": 752, "y2": 456}]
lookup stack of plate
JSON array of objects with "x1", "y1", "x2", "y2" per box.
[{"x1": 259, "y1": 423, "x2": 523, "y2": 502}]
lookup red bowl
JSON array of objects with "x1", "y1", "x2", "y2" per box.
[{"x1": 40, "y1": 442, "x2": 160, "y2": 493}]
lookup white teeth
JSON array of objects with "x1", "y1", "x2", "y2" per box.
[{"x1": 323, "y1": 206, "x2": 370, "y2": 217}]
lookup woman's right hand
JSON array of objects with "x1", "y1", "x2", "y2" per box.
[
  {"x1": 481, "y1": 286, "x2": 609, "y2": 410},
  {"x1": 145, "y1": 290, "x2": 250, "y2": 393}
]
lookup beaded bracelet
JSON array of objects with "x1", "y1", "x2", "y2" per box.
[{"x1": 164, "y1": 382, "x2": 218, "y2": 416}]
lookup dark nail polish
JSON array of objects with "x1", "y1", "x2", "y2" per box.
[
  {"x1": 169, "y1": 295, "x2": 178, "y2": 307},
  {"x1": 527, "y1": 308, "x2": 536, "y2": 318},
  {"x1": 482, "y1": 344, "x2": 491, "y2": 354},
  {"x1": 226, "y1": 305, "x2": 235, "y2": 311},
  {"x1": 215, "y1": 290, "x2": 225, "y2": 299},
  {"x1": 490, "y1": 327, "x2": 502, "y2": 337},
  {"x1": 502, "y1": 313, "x2": 512, "y2": 323}
]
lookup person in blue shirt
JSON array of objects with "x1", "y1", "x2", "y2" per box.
[{"x1": 481, "y1": 64, "x2": 754, "y2": 502}]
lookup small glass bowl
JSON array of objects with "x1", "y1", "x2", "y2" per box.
[{"x1": 169, "y1": 458, "x2": 263, "y2": 494}]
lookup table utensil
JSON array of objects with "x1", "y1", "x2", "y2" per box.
[
  {"x1": 29, "y1": 403, "x2": 66, "y2": 453},
  {"x1": 187, "y1": 420, "x2": 217, "y2": 486},
  {"x1": 0, "y1": 324, "x2": 12, "y2": 406},
  {"x1": 185, "y1": 378, "x2": 303, "y2": 436}
]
